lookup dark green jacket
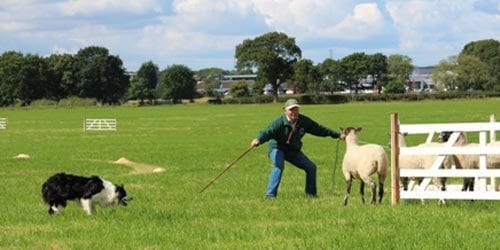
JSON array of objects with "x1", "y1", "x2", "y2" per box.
[{"x1": 256, "y1": 114, "x2": 339, "y2": 153}]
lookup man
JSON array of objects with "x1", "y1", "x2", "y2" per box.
[{"x1": 250, "y1": 99, "x2": 340, "y2": 198}]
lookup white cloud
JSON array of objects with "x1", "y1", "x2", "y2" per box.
[
  {"x1": 251, "y1": 0, "x2": 353, "y2": 37},
  {"x1": 329, "y1": 3, "x2": 385, "y2": 39},
  {"x1": 138, "y1": 0, "x2": 264, "y2": 57},
  {"x1": 1, "y1": 0, "x2": 499, "y2": 70},
  {"x1": 138, "y1": 25, "x2": 244, "y2": 56},
  {"x1": 173, "y1": 0, "x2": 252, "y2": 16},
  {"x1": 0, "y1": 21, "x2": 35, "y2": 32},
  {"x1": 386, "y1": 0, "x2": 500, "y2": 65},
  {"x1": 0, "y1": 1, "x2": 60, "y2": 30},
  {"x1": 58, "y1": 0, "x2": 163, "y2": 16}
]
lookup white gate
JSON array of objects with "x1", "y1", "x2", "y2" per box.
[
  {"x1": 0, "y1": 118, "x2": 7, "y2": 129},
  {"x1": 84, "y1": 118, "x2": 117, "y2": 131},
  {"x1": 390, "y1": 113, "x2": 500, "y2": 204}
]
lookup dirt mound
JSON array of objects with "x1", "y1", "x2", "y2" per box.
[
  {"x1": 14, "y1": 154, "x2": 30, "y2": 159},
  {"x1": 112, "y1": 157, "x2": 165, "y2": 174},
  {"x1": 153, "y1": 167, "x2": 166, "y2": 173},
  {"x1": 113, "y1": 157, "x2": 133, "y2": 164}
]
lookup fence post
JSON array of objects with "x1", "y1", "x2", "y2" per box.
[
  {"x1": 491, "y1": 114, "x2": 496, "y2": 142},
  {"x1": 490, "y1": 114, "x2": 497, "y2": 190},
  {"x1": 391, "y1": 113, "x2": 400, "y2": 205}
]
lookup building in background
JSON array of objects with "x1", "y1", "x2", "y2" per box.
[{"x1": 409, "y1": 66, "x2": 435, "y2": 92}]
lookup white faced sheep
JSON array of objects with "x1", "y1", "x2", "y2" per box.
[
  {"x1": 488, "y1": 141, "x2": 500, "y2": 168},
  {"x1": 339, "y1": 127, "x2": 387, "y2": 206},
  {"x1": 444, "y1": 131, "x2": 500, "y2": 191},
  {"x1": 439, "y1": 131, "x2": 475, "y2": 191},
  {"x1": 398, "y1": 132, "x2": 456, "y2": 192}
]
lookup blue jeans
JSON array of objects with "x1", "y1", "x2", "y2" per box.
[{"x1": 266, "y1": 148, "x2": 317, "y2": 197}]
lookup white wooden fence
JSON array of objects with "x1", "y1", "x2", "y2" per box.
[
  {"x1": 0, "y1": 118, "x2": 7, "y2": 129},
  {"x1": 390, "y1": 113, "x2": 500, "y2": 204},
  {"x1": 84, "y1": 118, "x2": 116, "y2": 131}
]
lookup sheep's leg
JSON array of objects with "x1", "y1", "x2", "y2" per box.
[
  {"x1": 440, "y1": 177, "x2": 447, "y2": 191},
  {"x1": 343, "y1": 179, "x2": 352, "y2": 206},
  {"x1": 460, "y1": 178, "x2": 476, "y2": 202},
  {"x1": 461, "y1": 178, "x2": 468, "y2": 191},
  {"x1": 370, "y1": 182, "x2": 376, "y2": 204},
  {"x1": 359, "y1": 181, "x2": 365, "y2": 204},
  {"x1": 462, "y1": 178, "x2": 474, "y2": 191},
  {"x1": 401, "y1": 177, "x2": 409, "y2": 191},
  {"x1": 378, "y1": 181, "x2": 384, "y2": 203}
]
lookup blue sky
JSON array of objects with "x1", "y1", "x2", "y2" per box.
[{"x1": 1, "y1": 0, "x2": 499, "y2": 71}]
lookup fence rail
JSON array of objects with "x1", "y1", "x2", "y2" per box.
[{"x1": 390, "y1": 113, "x2": 500, "y2": 204}]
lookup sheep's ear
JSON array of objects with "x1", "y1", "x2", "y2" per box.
[{"x1": 356, "y1": 127, "x2": 362, "y2": 132}]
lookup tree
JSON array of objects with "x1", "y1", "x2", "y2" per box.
[
  {"x1": 75, "y1": 46, "x2": 129, "y2": 104},
  {"x1": 16, "y1": 54, "x2": 50, "y2": 105},
  {"x1": 235, "y1": 32, "x2": 301, "y2": 102},
  {"x1": 368, "y1": 53, "x2": 388, "y2": 93},
  {"x1": 0, "y1": 52, "x2": 50, "y2": 106},
  {"x1": 158, "y1": 64, "x2": 196, "y2": 103},
  {"x1": 456, "y1": 54, "x2": 489, "y2": 90},
  {"x1": 460, "y1": 39, "x2": 499, "y2": 91},
  {"x1": 318, "y1": 58, "x2": 342, "y2": 93},
  {"x1": 387, "y1": 54, "x2": 413, "y2": 84},
  {"x1": 195, "y1": 68, "x2": 226, "y2": 80},
  {"x1": 202, "y1": 78, "x2": 220, "y2": 97},
  {"x1": 128, "y1": 61, "x2": 159, "y2": 105},
  {"x1": 432, "y1": 57, "x2": 459, "y2": 91},
  {"x1": 47, "y1": 53, "x2": 79, "y2": 100},
  {"x1": 0, "y1": 51, "x2": 24, "y2": 106},
  {"x1": 340, "y1": 52, "x2": 370, "y2": 93},
  {"x1": 293, "y1": 59, "x2": 321, "y2": 94},
  {"x1": 230, "y1": 80, "x2": 250, "y2": 97},
  {"x1": 433, "y1": 55, "x2": 489, "y2": 91},
  {"x1": 384, "y1": 79, "x2": 406, "y2": 93}
]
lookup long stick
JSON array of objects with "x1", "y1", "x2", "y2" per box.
[{"x1": 199, "y1": 146, "x2": 254, "y2": 193}]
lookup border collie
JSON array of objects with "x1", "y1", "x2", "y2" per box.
[{"x1": 41, "y1": 172, "x2": 132, "y2": 215}]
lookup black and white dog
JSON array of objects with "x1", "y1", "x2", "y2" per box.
[{"x1": 41, "y1": 172, "x2": 132, "y2": 215}]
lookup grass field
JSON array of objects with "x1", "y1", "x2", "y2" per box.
[{"x1": 1, "y1": 98, "x2": 500, "y2": 249}]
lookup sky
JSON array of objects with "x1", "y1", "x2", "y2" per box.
[{"x1": 1, "y1": 0, "x2": 499, "y2": 72}]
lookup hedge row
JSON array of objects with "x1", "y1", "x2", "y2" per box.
[{"x1": 217, "y1": 91, "x2": 500, "y2": 105}]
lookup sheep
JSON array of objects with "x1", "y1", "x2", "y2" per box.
[
  {"x1": 486, "y1": 141, "x2": 500, "y2": 168},
  {"x1": 439, "y1": 131, "x2": 474, "y2": 191},
  {"x1": 339, "y1": 127, "x2": 388, "y2": 205},
  {"x1": 398, "y1": 132, "x2": 455, "y2": 192},
  {"x1": 445, "y1": 132, "x2": 500, "y2": 191}
]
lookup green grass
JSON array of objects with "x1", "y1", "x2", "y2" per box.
[{"x1": 1, "y1": 99, "x2": 500, "y2": 249}]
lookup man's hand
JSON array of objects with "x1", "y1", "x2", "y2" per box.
[{"x1": 251, "y1": 139, "x2": 260, "y2": 147}]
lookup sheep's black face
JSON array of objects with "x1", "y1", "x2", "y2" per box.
[{"x1": 439, "y1": 131, "x2": 452, "y2": 142}]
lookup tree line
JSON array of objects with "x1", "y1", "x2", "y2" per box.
[
  {"x1": 0, "y1": 32, "x2": 498, "y2": 106},
  {"x1": 233, "y1": 33, "x2": 498, "y2": 102}
]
